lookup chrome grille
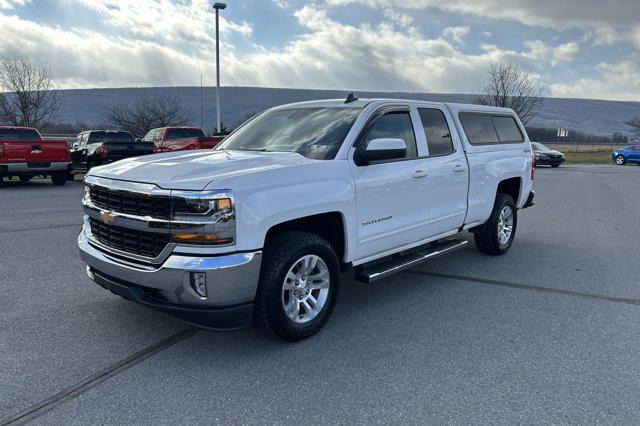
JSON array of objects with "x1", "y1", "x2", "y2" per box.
[
  {"x1": 89, "y1": 185, "x2": 171, "y2": 219},
  {"x1": 89, "y1": 218, "x2": 169, "y2": 258}
]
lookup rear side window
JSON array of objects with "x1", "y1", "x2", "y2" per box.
[
  {"x1": 459, "y1": 114, "x2": 499, "y2": 144},
  {"x1": 0, "y1": 128, "x2": 40, "y2": 141},
  {"x1": 89, "y1": 131, "x2": 134, "y2": 143},
  {"x1": 418, "y1": 108, "x2": 454, "y2": 156},
  {"x1": 364, "y1": 112, "x2": 418, "y2": 159},
  {"x1": 492, "y1": 116, "x2": 523, "y2": 142},
  {"x1": 166, "y1": 128, "x2": 204, "y2": 140},
  {"x1": 460, "y1": 113, "x2": 524, "y2": 144}
]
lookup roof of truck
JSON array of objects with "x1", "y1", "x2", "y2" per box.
[{"x1": 274, "y1": 98, "x2": 516, "y2": 115}]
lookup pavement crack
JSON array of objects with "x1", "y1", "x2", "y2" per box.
[
  {"x1": 1, "y1": 327, "x2": 198, "y2": 425},
  {"x1": 402, "y1": 270, "x2": 640, "y2": 307}
]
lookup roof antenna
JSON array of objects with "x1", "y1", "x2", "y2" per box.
[{"x1": 344, "y1": 93, "x2": 358, "y2": 104}]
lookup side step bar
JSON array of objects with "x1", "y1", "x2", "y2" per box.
[{"x1": 354, "y1": 239, "x2": 468, "y2": 283}]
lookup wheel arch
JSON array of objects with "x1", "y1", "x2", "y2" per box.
[{"x1": 263, "y1": 212, "x2": 349, "y2": 264}]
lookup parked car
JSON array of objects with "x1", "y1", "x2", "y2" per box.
[
  {"x1": 531, "y1": 142, "x2": 565, "y2": 167},
  {"x1": 78, "y1": 98, "x2": 535, "y2": 341},
  {"x1": 612, "y1": 145, "x2": 640, "y2": 165},
  {"x1": 70, "y1": 130, "x2": 155, "y2": 173},
  {"x1": 0, "y1": 126, "x2": 71, "y2": 186},
  {"x1": 142, "y1": 127, "x2": 225, "y2": 152}
]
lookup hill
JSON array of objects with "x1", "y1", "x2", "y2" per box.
[{"x1": 56, "y1": 86, "x2": 640, "y2": 136}]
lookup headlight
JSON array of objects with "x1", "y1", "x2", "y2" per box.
[{"x1": 169, "y1": 190, "x2": 235, "y2": 246}]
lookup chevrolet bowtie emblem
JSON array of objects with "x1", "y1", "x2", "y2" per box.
[{"x1": 100, "y1": 211, "x2": 116, "y2": 224}]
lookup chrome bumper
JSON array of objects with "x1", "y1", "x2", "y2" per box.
[
  {"x1": 2, "y1": 162, "x2": 71, "y2": 172},
  {"x1": 78, "y1": 223, "x2": 262, "y2": 309}
]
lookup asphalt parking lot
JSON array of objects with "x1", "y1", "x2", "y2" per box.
[{"x1": 1, "y1": 164, "x2": 639, "y2": 424}]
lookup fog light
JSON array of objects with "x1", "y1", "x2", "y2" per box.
[{"x1": 190, "y1": 272, "x2": 207, "y2": 298}]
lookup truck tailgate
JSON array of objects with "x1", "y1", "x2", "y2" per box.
[
  {"x1": 202, "y1": 136, "x2": 225, "y2": 149},
  {"x1": 1, "y1": 140, "x2": 69, "y2": 163}
]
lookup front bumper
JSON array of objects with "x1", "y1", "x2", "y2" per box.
[
  {"x1": 78, "y1": 225, "x2": 262, "y2": 330},
  {"x1": 0, "y1": 161, "x2": 71, "y2": 175}
]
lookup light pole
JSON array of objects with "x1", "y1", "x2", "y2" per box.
[{"x1": 213, "y1": 2, "x2": 226, "y2": 134}]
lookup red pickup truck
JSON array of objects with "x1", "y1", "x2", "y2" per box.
[
  {"x1": 0, "y1": 126, "x2": 71, "y2": 186},
  {"x1": 141, "y1": 127, "x2": 225, "y2": 153}
]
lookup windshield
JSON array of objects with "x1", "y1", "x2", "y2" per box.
[
  {"x1": 531, "y1": 142, "x2": 548, "y2": 151},
  {"x1": 89, "y1": 131, "x2": 134, "y2": 143},
  {"x1": 218, "y1": 107, "x2": 362, "y2": 160}
]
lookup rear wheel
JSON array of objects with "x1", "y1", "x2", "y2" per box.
[
  {"x1": 255, "y1": 231, "x2": 340, "y2": 341},
  {"x1": 474, "y1": 193, "x2": 517, "y2": 255},
  {"x1": 51, "y1": 174, "x2": 67, "y2": 186},
  {"x1": 551, "y1": 164, "x2": 560, "y2": 168},
  {"x1": 615, "y1": 155, "x2": 626, "y2": 165}
]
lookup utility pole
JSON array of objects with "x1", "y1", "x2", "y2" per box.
[{"x1": 213, "y1": 2, "x2": 227, "y2": 134}]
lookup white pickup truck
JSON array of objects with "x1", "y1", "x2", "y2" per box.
[{"x1": 79, "y1": 97, "x2": 535, "y2": 341}]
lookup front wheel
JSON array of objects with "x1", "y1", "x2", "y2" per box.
[
  {"x1": 474, "y1": 193, "x2": 517, "y2": 255},
  {"x1": 615, "y1": 155, "x2": 626, "y2": 165},
  {"x1": 551, "y1": 164, "x2": 560, "y2": 168},
  {"x1": 51, "y1": 174, "x2": 67, "y2": 186},
  {"x1": 255, "y1": 231, "x2": 340, "y2": 341}
]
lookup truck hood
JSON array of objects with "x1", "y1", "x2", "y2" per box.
[{"x1": 88, "y1": 149, "x2": 315, "y2": 190}]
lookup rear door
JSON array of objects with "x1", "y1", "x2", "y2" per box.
[{"x1": 415, "y1": 106, "x2": 468, "y2": 235}]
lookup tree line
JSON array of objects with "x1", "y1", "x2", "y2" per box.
[{"x1": 1, "y1": 53, "x2": 639, "y2": 141}]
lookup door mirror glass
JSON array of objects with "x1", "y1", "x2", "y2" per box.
[{"x1": 357, "y1": 138, "x2": 407, "y2": 164}]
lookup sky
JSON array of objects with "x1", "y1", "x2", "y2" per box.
[{"x1": 0, "y1": 0, "x2": 639, "y2": 101}]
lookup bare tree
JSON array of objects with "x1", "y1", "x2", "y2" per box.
[
  {"x1": 104, "y1": 94, "x2": 192, "y2": 138},
  {"x1": 624, "y1": 117, "x2": 640, "y2": 136},
  {"x1": 473, "y1": 62, "x2": 545, "y2": 124},
  {"x1": 0, "y1": 54, "x2": 61, "y2": 127}
]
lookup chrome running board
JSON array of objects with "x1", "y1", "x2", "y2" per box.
[{"x1": 354, "y1": 239, "x2": 468, "y2": 283}]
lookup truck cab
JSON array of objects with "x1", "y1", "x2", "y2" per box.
[
  {"x1": 143, "y1": 127, "x2": 225, "y2": 153},
  {"x1": 78, "y1": 98, "x2": 534, "y2": 341}
]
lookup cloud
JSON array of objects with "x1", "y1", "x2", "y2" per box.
[
  {"x1": 0, "y1": 0, "x2": 27, "y2": 9},
  {"x1": 552, "y1": 42, "x2": 580, "y2": 64},
  {"x1": 326, "y1": 0, "x2": 640, "y2": 47},
  {"x1": 442, "y1": 26, "x2": 469, "y2": 45},
  {"x1": 550, "y1": 60, "x2": 640, "y2": 101}
]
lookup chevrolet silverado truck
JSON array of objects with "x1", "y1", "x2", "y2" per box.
[
  {"x1": 142, "y1": 126, "x2": 225, "y2": 153},
  {"x1": 0, "y1": 126, "x2": 71, "y2": 186},
  {"x1": 70, "y1": 130, "x2": 155, "y2": 173},
  {"x1": 79, "y1": 98, "x2": 535, "y2": 341}
]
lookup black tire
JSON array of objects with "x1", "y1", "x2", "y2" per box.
[
  {"x1": 19, "y1": 175, "x2": 32, "y2": 182},
  {"x1": 51, "y1": 174, "x2": 67, "y2": 186},
  {"x1": 551, "y1": 164, "x2": 560, "y2": 168},
  {"x1": 255, "y1": 231, "x2": 340, "y2": 342},
  {"x1": 615, "y1": 155, "x2": 626, "y2": 166},
  {"x1": 473, "y1": 193, "x2": 517, "y2": 255}
]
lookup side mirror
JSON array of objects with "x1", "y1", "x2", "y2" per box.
[
  {"x1": 135, "y1": 138, "x2": 142, "y2": 143},
  {"x1": 356, "y1": 138, "x2": 406, "y2": 164}
]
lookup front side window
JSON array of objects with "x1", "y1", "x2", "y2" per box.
[
  {"x1": 363, "y1": 111, "x2": 418, "y2": 159},
  {"x1": 142, "y1": 130, "x2": 155, "y2": 142},
  {"x1": 460, "y1": 114, "x2": 499, "y2": 144},
  {"x1": 531, "y1": 142, "x2": 547, "y2": 151},
  {"x1": 218, "y1": 107, "x2": 362, "y2": 160},
  {"x1": 418, "y1": 108, "x2": 454, "y2": 156}
]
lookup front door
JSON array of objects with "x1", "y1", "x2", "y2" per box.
[{"x1": 349, "y1": 107, "x2": 432, "y2": 261}]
